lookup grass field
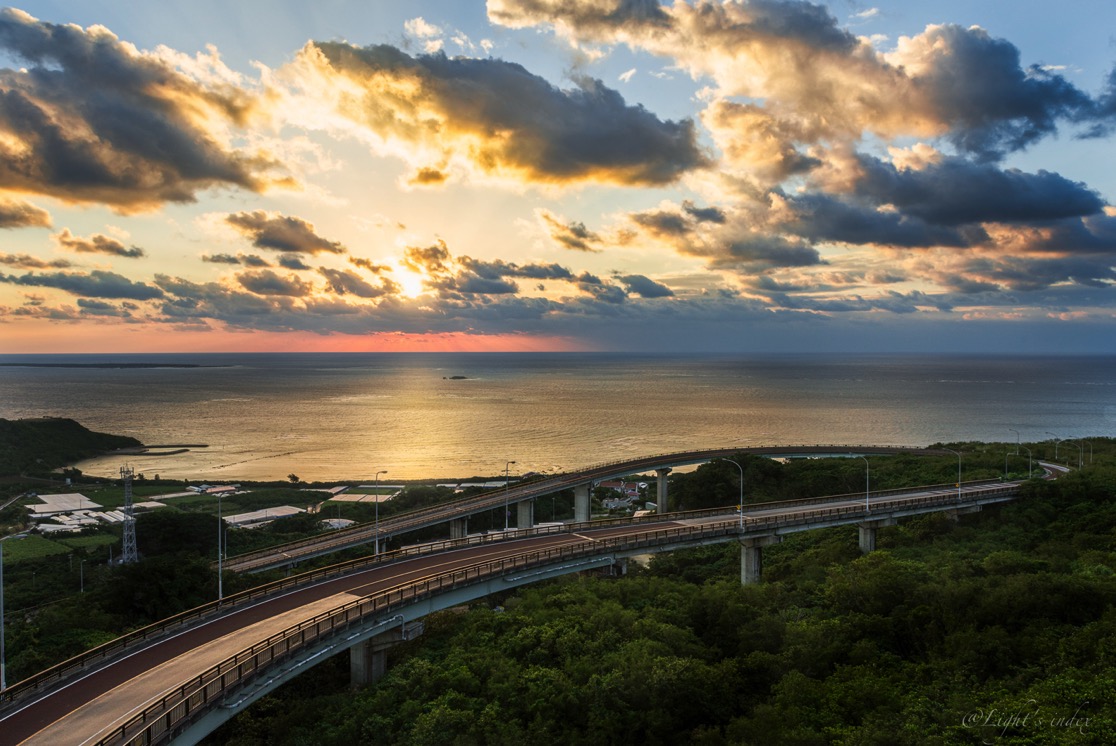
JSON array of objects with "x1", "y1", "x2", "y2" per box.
[
  {"x1": 1, "y1": 534, "x2": 73, "y2": 562},
  {"x1": 57, "y1": 534, "x2": 119, "y2": 551}
]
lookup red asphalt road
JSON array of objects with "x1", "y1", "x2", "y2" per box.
[{"x1": 1, "y1": 525, "x2": 676, "y2": 745}]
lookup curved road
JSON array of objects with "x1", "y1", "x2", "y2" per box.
[{"x1": 1, "y1": 471, "x2": 1032, "y2": 746}]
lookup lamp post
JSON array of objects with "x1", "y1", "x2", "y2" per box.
[
  {"x1": 1046, "y1": 432, "x2": 1061, "y2": 461},
  {"x1": 217, "y1": 493, "x2": 224, "y2": 603},
  {"x1": 1, "y1": 533, "x2": 28, "y2": 692},
  {"x1": 504, "y1": 461, "x2": 516, "y2": 531},
  {"x1": 1020, "y1": 446, "x2": 1033, "y2": 479},
  {"x1": 1009, "y1": 429, "x2": 1020, "y2": 455},
  {"x1": 944, "y1": 448, "x2": 962, "y2": 502},
  {"x1": 857, "y1": 455, "x2": 870, "y2": 512},
  {"x1": 80, "y1": 560, "x2": 86, "y2": 594},
  {"x1": 373, "y1": 470, "x2": 387, "y2": 555},
  {"x1": 722, "y1": 459, "x2": 744, "y2": 530}
]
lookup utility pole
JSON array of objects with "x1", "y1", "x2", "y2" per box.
[{"x1": 120, "y1": 465, "x2": 139, "y2": 564}]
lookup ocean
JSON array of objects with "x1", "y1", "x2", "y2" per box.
[{"x1": 1, "y1": 353, "x2": 1113, "y2": 481}]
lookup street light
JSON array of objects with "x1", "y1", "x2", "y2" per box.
[
  {"x1": 944, "y1": 448, "x2": 962, "y2": 502},
  {"x1": 80, "y1": 559, "x2": 86, "y2": 594},
  {"x1": 504, "y1": 461, "x2": 516, "y2": 531},
  {"x1": 1, "y1": 533, "x2": 28, "y2": 692},
  {"x1": 373, "y1": 470, "x2": 387, "y2": 556},
  {"x1": 1009, "y1": 429, "x2": 1020, "y2": 455},
  {"x1": 1020, "y1": 446, "x2": 1033, "y2": 479},
  {"x1": 856, "y1": 455, "x2": 870, "y2": 511},
  {"x1": 722, "y1": 459, "x2": 744, "y2": 530},
  {"x1": 217, "y1": 493, "x2": 224, "y2": 603},
  {"x1": 1046, "y1": 432, "x2": 1061, "y2": 461}
]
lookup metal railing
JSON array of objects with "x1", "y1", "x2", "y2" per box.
[
  {"x1": 222, "y1": 445, "x2": 955, "y2": 571},
  {"x1": 92, "y1": 480, "x2": 1021, "y2": 745}
]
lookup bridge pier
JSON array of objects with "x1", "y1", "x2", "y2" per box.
[
  {"x1": 449, "y1": 518, "x2": 467, "y2": 539},
  {"x1": 656, "y1": 468, "x2": 672, "y2": 514},
  {"x1": 945, "y1": 505, "x2": 982, "y2": 521},
  {"x1": 739, "y1": 535, "x2": 782, "y2": 585},
  {"x1": 349, "y1": 621, "x2": 425, "y2": 688},
  {"x1": 574, "y1": 483, "x2": 591, "y2": 522},
  {"x1": 857, "y1": 518, "x2": 897, "y2": 554},
  {"x1": 516, "y1": 499, "x2": 534, "y2": 529}
]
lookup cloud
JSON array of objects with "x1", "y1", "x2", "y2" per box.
[
  {"x1": 617, "y1": 274, "x2": 674, "y2": 298},
  {"x1": 54, "y1": 228, "x2": 145, "y2": 258},
  {"x1": 0, "y1": 253, "x2": 71, "y2": 269},
  {"x1": 226, "y1": 211, "x2": 346, "y2": 254},
  {"x1": 538, "y1": 210, "x2": 603, "y2": 251},
  {"x1": 0, "y1": 198, "x2": 51, "y2": 229},
  {"x1": 235, "y1": 269, "x2": 313, "y2": 296},
  {"x1": 278, "y1": 254, "x2": 312, "y2": 270},
  {"x1": 0, "y1": 269, "x2": 164, "y2": 299},
  {"x1": 318, "y1": 267, "x2": 397, "y2": 298},
  {"x1": 490, "y1": 1, "x2": 1102, "y2": 161},
  {"x1": 280, "y1": 41, "x2": 707, "y2": 186},
  {"x1": 202, "y1": 253, "x2": 242, "y2": 265},
  {"x1": 349, "y1": 256, "x2": 391, "y2": 273},
  {"x1": 0, "y1": 9, "x2": 281, "y2": 211}
]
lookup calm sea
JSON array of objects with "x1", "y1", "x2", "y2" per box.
[{"x1": 1, "y1": 353, "x2": 1113, "y2": 481}]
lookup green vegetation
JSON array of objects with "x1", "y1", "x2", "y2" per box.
[
  {"x1": 206, "y1": 457, "x2": 1116, "y2": 746},
  {"x1": 0, "y1": 417, "x2": 140, "y2": 477}
]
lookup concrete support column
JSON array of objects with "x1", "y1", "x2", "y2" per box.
[
  {"x1": 858, "y1": 525, "x2": 877, "y2": 554},
  {"x1": 516, "y1": 499, "x2": 534, "y2": 529},
  {"x1": 945, "y1": 505, "x2": 982, "y2": 522},
  {"x1": 656, "y1": 468, "x2": 672, "y2": 514},
  {"x1": 449, "y1": 518, "x2": 467, "y2": 539},
  {"x1": 739, "y1": 536, "x2": 782, "y2": 585},
  {"x1": 857, "y1": 518, "x2": 897, "y2": 554},
  {"x1": 349, "y1": 640, "x2": 386, "y2": 688},
  {"x1": 574, "y1": 483, "x2": 591, "y2": 523}
]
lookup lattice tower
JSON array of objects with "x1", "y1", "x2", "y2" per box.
[{"x1": 120, "y1": 465, "x2": 139, "y2": 564}]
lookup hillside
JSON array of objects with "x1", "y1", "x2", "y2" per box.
[{"x1": 0, "y1": 417, "x2": 141, "y2": 476}]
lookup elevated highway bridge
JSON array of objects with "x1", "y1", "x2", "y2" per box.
[
  {"x1": 224, "y1": 445, "x2": 951, "y2": 574},
  {"x1": 0, "y1": 454, "x2": 1050, "y2": 745}
]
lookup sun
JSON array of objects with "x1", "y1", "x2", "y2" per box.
[{"x1": 393, "y1": 262, "x2": 427, "y2": 298}]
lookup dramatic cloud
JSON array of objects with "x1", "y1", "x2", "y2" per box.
[
  {"x1": 279, "y1": 41, "x2": 707, "y2": 186},
  {"x1": 54, "y1": 228, "x2": 145, "y2": 258},
  {"x1": 0, "y1": 198, "x2": 51, "y2": 229},
  {"x1": 1, "y1": 269, "x2": 164, "y2": 299},
  {"x1": 226, "y1": 211, "x2": 346, "y2": 254},
  {"x1": 490, "y1": 1, "x2": 1107, "y2": 162},
  {"x1": 0, "y1": 9, "x2": 281, "y2": 211}
]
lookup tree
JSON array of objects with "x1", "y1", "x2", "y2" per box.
[{"x1": 287, "y1": 473, "x2": 300, "y2": 484}]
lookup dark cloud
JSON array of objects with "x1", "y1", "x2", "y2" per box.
[
  {"x1": 236, "y1": 269, "x2": 312, "y2": 296},
  {"x1": 458, "y1": 256, "x2": 573, "y2": 281},
  {"x1": 854, "y1": 155, "x2": 1104, "y2": 226},
  {"x1": 54, "y1": 228, "x2": 145, "y2": 258},
  {"x1": 0, "y1": 198, "x2": 50, "y2": 228},
  {"x1": 782, "y1": 193, "x2": 984, "y2": 248},
  {"x1": 226, "y1": 211, "x2": 346, "y2": 254},
  {"x1": 904, "y1": 24, "x2": 1093, "y2": 160},
  {"x1": 617, "y1": 274, "x2": 674, "y2": 298},
  {"x1": 318, "y1": 267, "x2": 397, "y2": 298},
  {"x1": 76, "y1": 297, "x2": 132, "y2": 317},
  {"x1": 0, "y1": 9, "x2": 278, "y2": 210},
  {"x1": 0, "y1": 268, "x2": 163, "y2": 299},
  {"x1": 309, "y1": 42, "x2": 707, "y2": 186},
  {"x1": 539, "y1": 211, "x2": 603, "y2": 252},
  {"x1": 0, "y1": 252, "x2": 71, "y2": 269},
  {"x1": 278, "y1": 254, "x2": 311, "y2": 270},
  {"x1": 683, "y1": 200, "x2": 726, "y2": 224},
  {"x1": 575, "y1": 271, "x2": 626, "y2": 303},
  {"x1": 713, "y1": 234, "x2": 823, "y2": 271},
  {"x1": 201, "y1": 253, "x2": 241, "y2": 265}
]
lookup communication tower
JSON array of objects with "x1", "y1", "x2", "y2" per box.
[{"x1": 120, "y1": 465, "x2": 139, "y2": 564}]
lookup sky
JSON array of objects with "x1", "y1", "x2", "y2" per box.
[{"x1": 1, "y1": 1, "x2": 1116, "y2": 354}]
